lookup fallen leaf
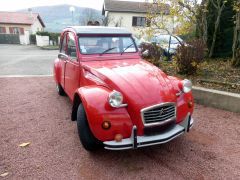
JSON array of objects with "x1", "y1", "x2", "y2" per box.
[
  {"x1": 0, "y1": 172, "x2": 9, "y2": 177},
  {"x1": 19, "y1": 142, "x2": 31, "y2": 147}
]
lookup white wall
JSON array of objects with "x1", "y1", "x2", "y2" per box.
[
  {"x1": 19, "y1": 30, "x2": 30, "y2": 45},
  {"x1": 107, "y1": 12, "x2": 147, "y2": 36},
  {"x1": 31, "y1": 20, "x2": 44, "y2": 34},
  {"x1": 36, "y1": 35, "x2": 49, "y2": 47},
  {"x1": 106, "y1": 12, "x2": 174, "y2": 37}
]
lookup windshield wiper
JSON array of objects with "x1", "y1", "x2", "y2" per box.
[
  {"x1": 100, "y1": 47, "x2": 117, "y2": 56},
  {"x1": 121, "y1": 43, "x2": 134, "y2": 55}
]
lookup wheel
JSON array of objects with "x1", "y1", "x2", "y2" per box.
[
  {"x1": 56, "y1": 83, "x2": 65, "y2": 96},
  {"x1": 77, "y1": 104, "x2": 102, "y2": 151}
]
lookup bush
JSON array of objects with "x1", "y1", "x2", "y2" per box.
[
  {"x1": 175, "y1": 39, "x2": 205, "y2": 75},
  {"x1": 49, "y1": 33, "x2": 60, "y2": 45},
  {"x1": 36, "y1": 31, "x2": 50, "y2": 36},
  {"x1": 140, "y1": 42, "x2": 164, "y2": 66}
]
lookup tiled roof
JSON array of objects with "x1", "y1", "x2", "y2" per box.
[
  {"x1": 0, "y1": 11, "x2": 45, "y2": 27},
  {"x1": 103, "y1": 0, "x2": 169, "y2": 14}
]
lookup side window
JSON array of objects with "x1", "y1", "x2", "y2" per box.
[
  {"x1": 60, "y1": 33, "x2": 67, "y2": 54},
  {"x1": 67, "y1": 32, "x2": 77, "y2": 60}
]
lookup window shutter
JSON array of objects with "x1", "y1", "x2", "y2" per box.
[
  {"x1": 2, "y1": 27, "x2": 6, "y2": 33},
  {"x1": 9, "y1": 27, "x2": 13, "y2": 34},
  {"x1": 20, "y1": 28, "x2": 24, "y2": 35},
  {"x1": 132, "y1": 17, "x2": 137, "y2": 27}
]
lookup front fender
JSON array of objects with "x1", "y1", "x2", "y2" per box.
[
  {"x1": 76, "y1": 86, "x2": 133, "y2": 142},
  {"x1": 168, "y1": 76, "x2": 194, "y2": 123}
]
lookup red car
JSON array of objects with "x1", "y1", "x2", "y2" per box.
[{"x1": 54, "y1": 26, "x2": 194, "y2": 151}]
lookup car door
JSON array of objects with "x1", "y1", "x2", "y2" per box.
[
  {"x1": 58, "y1": 32, "x2": 68, "y2": 89},
  {"x1": 64, "y1": 32, "x2": 80, "y2": 101}
]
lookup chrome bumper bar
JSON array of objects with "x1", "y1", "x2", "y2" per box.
[{"x1": 103, "y1": 114, "x2": 194, "y2": 150}]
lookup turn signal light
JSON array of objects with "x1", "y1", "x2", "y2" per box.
[
  {"x1": 188, "y1": 101, "x2": 193, "y2": 108},
  {"x1": 102, "y1": 121, "x2": 111, "y2": 130},
  {"x1": 115, "y1": 134, "x2": 123, "y2": 142}
]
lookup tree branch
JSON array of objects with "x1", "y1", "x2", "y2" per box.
[
  {"x1": 178, "y1": 1, "x2": 196, "y2": 16},
  {"x1": 210, "y1": 0, "x2": 218, "y2": 9}
]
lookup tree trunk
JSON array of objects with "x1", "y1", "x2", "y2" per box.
[
  {"x1": 232, "y1": 12, "x2": 240, "y2": 67},
  {"x1": 201, "y1": 0, "x2": 209, "y2": 45},
  {"x1": 209, "y1": 5, "x2": 224, "y2": 58}
]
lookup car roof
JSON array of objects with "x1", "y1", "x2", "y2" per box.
[{"x1": 65, "y1": 26, "x2": 132, "y2": 35}]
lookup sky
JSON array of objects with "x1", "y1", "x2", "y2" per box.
[{"x1": 0, "y1": 0, "x2": 147, "y2": 11}]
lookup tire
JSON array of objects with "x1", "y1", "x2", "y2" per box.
[
  {"x1": 56, "y1": 84, "x2": 65, "y2": 96},
  {"x1": 77, "y1": 104, "x2": 102, "y2": 151}
]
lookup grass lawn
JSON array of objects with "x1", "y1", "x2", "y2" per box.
[
  {"x1": 40, "y1": 45, "x2": 59, "y2": 50},
  {"x1": 157, "y1": 58, "x2": 240, "y2": 94}
]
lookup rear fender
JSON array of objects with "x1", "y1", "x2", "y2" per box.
[
  {"x1": 53, "y1": 58, "x2": 61, "y2": 84},
  {"x1": 75, "y1": 86, "x2": 133, "y2": 142}
]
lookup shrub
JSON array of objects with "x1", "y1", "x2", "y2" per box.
[
  {"x1": 175, "y1": 39, "x2": 205, "y2": 75},
  {"x1": 36, "y1": 31, "x2": 50, "y2": 36},
  {"x1": 140, "y1": 42, "x2": 164, "y2": 66},
  {"x1": 49, "y1": 33, "x2": 60, "y2": 45}
]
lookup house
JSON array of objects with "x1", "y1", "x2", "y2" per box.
[
  {"x1": 102, "y1": 0, "x2": 170, "y2": 36},
  {"x1": 0, "y1": 11, "x2": 45, "y2": 44}
]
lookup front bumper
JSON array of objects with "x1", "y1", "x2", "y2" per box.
[{"x1": 103, "y1": 113, "x2": 194, "y2": 150}]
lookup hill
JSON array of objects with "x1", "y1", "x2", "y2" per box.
[{"x1": 19, "y1": 4, "x2": 102, "y2": 32}]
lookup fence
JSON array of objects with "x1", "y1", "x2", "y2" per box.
[{"x1": 0, "y1": 34, "x2": 20, "y2": 44}]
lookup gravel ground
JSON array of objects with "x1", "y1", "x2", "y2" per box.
[{"x1": 0, "y1": 77, "x2": 240, "y2": 180}]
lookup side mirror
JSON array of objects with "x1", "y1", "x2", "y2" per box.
[
  {"x1": 58, "y1": 53, "x2": 68, "y2": 60},
  {"x1": 142, "y1": 50, "x2": 149, "y2": 57}
]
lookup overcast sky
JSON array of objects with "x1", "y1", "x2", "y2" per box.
[{"x1": 0, "y1": 0, "x2": 148, "y2": 11}]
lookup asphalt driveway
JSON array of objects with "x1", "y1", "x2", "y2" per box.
[{"x1": 0, "y1": 44, "x2": 58, "y2": 76}]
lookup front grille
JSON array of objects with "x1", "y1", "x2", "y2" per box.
[{"x1": 141, "y1": 103, "x2": 176, "y2": 125}]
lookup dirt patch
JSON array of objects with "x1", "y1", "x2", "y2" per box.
[{"x1": 0, "y1": 77, "x2": 240, "y2": 179}]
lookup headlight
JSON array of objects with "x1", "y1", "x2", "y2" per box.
[
  {"x1": 108, "y1": 91, "x2": 124, "y2": 108},
  {"x1": 182, "y1": 79, "x2": 192, "y2": 93}
]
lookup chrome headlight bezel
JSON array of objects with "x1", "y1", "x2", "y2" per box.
[
  {"x1": 108, "y1": 90, "x2": 124, "y2": 108},
  {"x1": 182, "y1": 79, "x2": 192, "y2": 93}
]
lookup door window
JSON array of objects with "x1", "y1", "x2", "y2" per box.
[
  {"x1": 60, "y1": 33, "x2": 67, "y2": 54},
  {"x1": 67, "y1": 32, "x2": 77, "y2": 60}
]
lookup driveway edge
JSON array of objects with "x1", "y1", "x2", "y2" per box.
[{"x1": 193, "y1": 86, "x2": 240, "y2": 113}]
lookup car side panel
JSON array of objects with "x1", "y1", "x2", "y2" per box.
[{"x1": 64, "y1": 60, "x2": 80, "y2": 101}]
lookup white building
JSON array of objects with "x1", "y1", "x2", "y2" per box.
[
  {"x1": 0, "y1": 11, "x2": 45, "y2": 44},
  {"x1": 102, "y1": 0, "x2": 171, "y2": 36}
]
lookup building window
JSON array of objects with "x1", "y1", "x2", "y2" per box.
[
  {"x1": 0, "y1": 27, "x2": 6, "y2": 33},
  {"x1": 132, "y1": 17, "x2": 150, "y2": 27},
  {"x1": 13, "y1": 27, "x2": 20, "y2": 34},
  {"x1": 9, "y1": 27, "x2": 24, "y2": 35}
]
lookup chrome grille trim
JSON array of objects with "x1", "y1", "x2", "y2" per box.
[{"x1": 141, "y1": 102, "x2": 176, "y2": 127}]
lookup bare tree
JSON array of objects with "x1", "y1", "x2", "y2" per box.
[
  {"x1": 201, "y1": 0, "x2": 209, "y2": 45},
  {"x1": 209, "y1": 0, "x2": 227, "y2": 58},
  {"x1": 232, "y1": 1, "x2": 240, "y2": 67},
  {"x1": 80, "y1": 9, "x2": 100, "y2": 25}
]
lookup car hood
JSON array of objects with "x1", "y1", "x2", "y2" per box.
[{"x1": 82, "y1": 59, "x2": 177, "y2": 108}]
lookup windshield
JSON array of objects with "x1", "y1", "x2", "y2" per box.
[{"x1": 79, "y1": 36, "x2": 137, "y2": 55}]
